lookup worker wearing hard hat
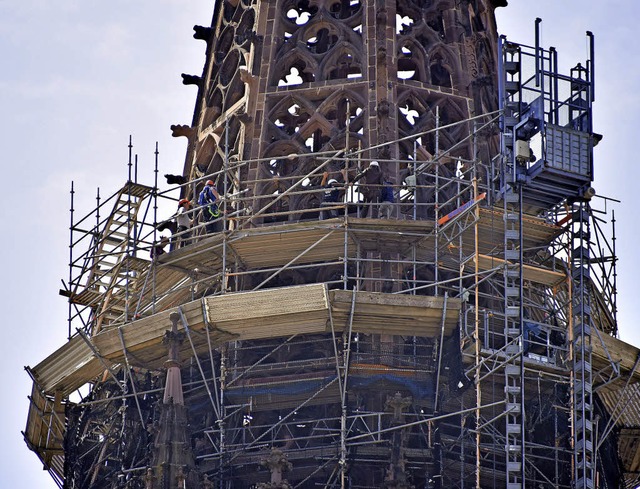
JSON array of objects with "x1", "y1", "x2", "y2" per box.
[
  {"x1": 198, "y1": 179, "x2": 222, "y2": 234},
  {"x1": 319, "y1": 170, "x2": 346, "y2": 220},
  {"x1": 175, "y1": 198, "x2": 193, "y2": 247},
  {"x1": 350, "y1": 161, "x2": 391, "y2": 218}
]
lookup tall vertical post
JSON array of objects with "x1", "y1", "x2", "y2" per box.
[
  {"x1": 152, "y1": 143, "x2": 159, "y2": 314},
  {"x1": 434, "y1": 107, "x2": 440, "y2": 297},
  {"x1": 128, "y1": 135, "x2": 133, "y2": 182},
  {"x1": 218, "y1": 345, "x2": 227, "y2": 489},
  {"x1": 68, "y1": 181, "x2": 75, "y2": 340},
  {"x1": 223, "y1": 117, "x2": 229, "y2": 295},
  {"x1": 572, "y1": 202, "x2": 594, "y2": 489}
]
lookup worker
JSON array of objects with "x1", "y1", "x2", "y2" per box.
[
  {"x1": 379, "y1": 178, "x2": 395, "y2": 219},
  {"x1": 403, "y1": 168, "x2": 432, "y2": 219},
  {"x1": 150, "y1": 236, "x2": 170, "y2": 259},
  {"x1": 350, "y1": 161, "x2": 387, "y2": 218},
  {"x1": 198, "y1": 179, "x2": 222, "y2": 234},
  {"x1": 319, "y1": 170, "x2": 346, "y2": 220},
  {"x1": 174, "y1": 198, "x2": 193, "y2": 247}
]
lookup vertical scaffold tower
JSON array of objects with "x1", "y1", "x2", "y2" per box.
[
  {"x1": 498, "y1": 38, "x2": 526, "y2": 489},
  {"x1": 23, "y1": 2, "x2": 640, "y2": 489}
]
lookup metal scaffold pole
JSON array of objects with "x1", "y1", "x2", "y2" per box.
[{"x1": 67, "y1": 181, "x2": 74, "y2": 340}]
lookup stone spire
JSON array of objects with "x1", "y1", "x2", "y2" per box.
[
  {"x1": 384, "y1": 393, "x2": 414, "y2": 489},
  {"x1": 163, "y1": 312, "x2": 185, "y2": 405},
  {"x1": 148, "y1": 312, "x2": 199, "y2": 488}
]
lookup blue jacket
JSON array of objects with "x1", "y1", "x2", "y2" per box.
[
  {"x1": 198, "y1": 185, "x2": 218, "y2": 206},
  {"x1": 323, "y1": 183, "x2": 341, "y2": 203},
  {"x1": 198, "y1": 185, "x2": 220, "y2": 217},
  {"x1": 380, "y1": 181, "x2": 394, "y2": 203}
]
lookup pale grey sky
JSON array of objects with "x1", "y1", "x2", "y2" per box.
[{"x1": 1, "y1": 1, "x2": 638, "y2": 487}]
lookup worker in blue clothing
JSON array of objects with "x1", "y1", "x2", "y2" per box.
[
  {"x1": 319, "y1": 170, "x2": 346, "y2": 220},
  {"x1": 379, "y1": 178, "x2": 395, "y2": 219},
  {"x1": 198, "y1": 179, "x2": 222, "y2": 234}
]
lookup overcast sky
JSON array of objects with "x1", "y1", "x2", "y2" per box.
[{"x1": 1, "y1": 1, "x2": 639, "y2": 487}]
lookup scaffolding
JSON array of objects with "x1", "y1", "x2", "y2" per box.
[{"x1": 23, "y1": 22, "x2": 640, "y2": 489}]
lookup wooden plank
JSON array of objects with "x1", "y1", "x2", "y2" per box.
[
  {"x1": 39, "y1": 286, "x2": 323, "y2": 385},
  {"x1": 331, "y1": 289, "x2": 456, "y2": 309},
  {"x1": 619, "y1": 428, "x2": 640, "y2": 473},
  {"x1": 474, "y1": 253, "x2": 566, "y2": 286},
  {"x1": 31, "y1": 335, "x2": 104, "y2": 395},
  {"x1": 97, "y1": 285, "x2": 328, "y2": 367},
  {"x1": 95, "y1": 299, "x2": 206, "y2": 359},
  {"x1": 24, "y1": 383, "x2": 65, "y2": 472},
  {"x1": 229, "y1": 230, "x2": 348, "y2": 269},
  {"x1": 219, "y1": 317, "x2": 328, "y2": 339},
  {"x1": 206, "y1": 283, "x2": 328, "y2": 321},
  {"x1": 479, "y1": 207, "x2": 562, "y2": 246},
  {"x1": 206, "y1": 283, "x2": 330, "y2": 339},
  {"x1": 330, "y1": 290, "x2": 460, "y2": 337},
  {"x1": 594, "y1": 333, "x2": 640, "y2": 381},
  {"x1": 599, "y1": 386, "x2": 640, "y2": 433}
]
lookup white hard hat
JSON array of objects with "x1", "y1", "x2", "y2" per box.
[
  {"x1": 328, "y1": 179, "x2": 338, "y2": 184},
  {"x1": 369, "y1": 161, "x2": 379, "y2": 167}
]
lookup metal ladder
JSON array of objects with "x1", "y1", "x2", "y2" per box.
[
  {"x1": 499, "y1": 38, "x2": 525, "y2": 489},
  {"x1": 85, "y1": 181, "x2": 153, "y2": 333},
  {"x1": 569, "y1": 41, "x2": 595, "y2": 489},
  {"x1": 572, "y1": 202, "x2": 595, "y2": 489}
]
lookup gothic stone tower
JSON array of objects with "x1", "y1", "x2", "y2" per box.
[
  {"x1": 168, "y1": 1, "x2": 507, "y2": 487},
  {"x1": 179, "y1": 0, "x2": 504, "y2": 223},
  {"x1": 26, "y1": 1, "x2": 640, "y2": 487}
]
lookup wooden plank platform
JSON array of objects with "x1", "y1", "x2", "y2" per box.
[
  {"x1": 24, "y1": 385, "x2": 64, "y2": 454},
  {"x1": 594, "y1": 332, "x2": 640, "y2": 383},
  {"x1": 158, "y1": 213, "x2": 561, "y2": 275},
  {"x1": 30, "y1": 284, "x2": 461, "y2": 397},
  {"x1": 598, "y1": 386, "x2": 640, "y2": 433},
  {"x1": 68, "y1": 287, "x2": 102, "y2": 307},
  {"x1": 159, "y1": 220, "x2": 349, "y2": 272},
  {"x1": 205, "y1": 283, "x2": 330, "y2": 338},
  {"x1": 330, "y1": 290, "x2": 459, "y2": 337},
  {"x1": 24, "y1": 385, "x2": 65, "y2": 481},
  {"x1": 94, "y1": 298, "x2": 215, "y2": 367},
  {"x1": 474, "y1": 253, "x2": 566, "y2": 286},
  {"x1": 29, "y1": 334, "x2": 104, "y2": 395},
  {"x1": 476, "y1": 207, "x2": 563, "y2": 252},
  {"x1": 618, "y1": 428, "x2": 640, "y2": 479}
]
